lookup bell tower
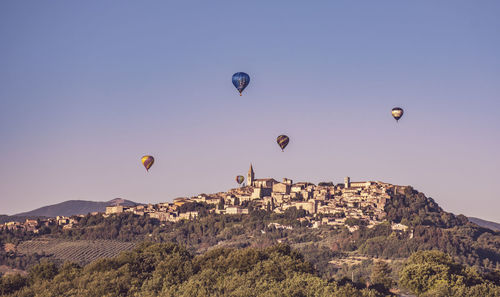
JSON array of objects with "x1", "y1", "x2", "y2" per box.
[
  {"x1": 248, "y1": 164, "x2": 255, "y2": 187},
  {"x1": 344, "y1": 176, "x2": 351, "y2": 188}
]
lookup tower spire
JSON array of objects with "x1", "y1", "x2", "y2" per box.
[{"x1": 248, "y1": 164, "x2": 255, "y2": 187}]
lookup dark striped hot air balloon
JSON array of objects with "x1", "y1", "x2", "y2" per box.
[
  {"x1": 391, "y1": 107, "x2": 404, "y2": 122},
  {"x1": 235, "y1": 175, "x2": 244, "y2": 185},
  {"x1": 141, "y1": 155, "x2": 154, "y2": 172},
  {"x1": 276, "y1": 135, "x2": 290, "y2": 152},
  {"x1": 232, "y1": 72, "x2": 250, "y2": 96}
]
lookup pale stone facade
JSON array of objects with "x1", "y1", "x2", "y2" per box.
[{"x1": 106, "y1": 205, "x2": 125, "y2": 214}]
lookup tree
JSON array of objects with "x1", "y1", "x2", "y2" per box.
[
  {"x1": 345, "y1": 218, "x2": 361, "y2": 227},
  {"x1": 398, "y1": 250, "x2": 497, "y2": 296},
  {"x1": 0, "y1": 273, "x2": 27, "y2": 295},
  {"x1": 28, "y1": 260, "x2": 59, "y2": 284},
  {"x1": 370, "y1": 260, "x2": 393, "y2": 290},
  {"x1": 283, "y1": 207, "x2": 307, "y2": 220},
  {"x1": 400, "y1": 250, "x2": 458, "y2": 294}
]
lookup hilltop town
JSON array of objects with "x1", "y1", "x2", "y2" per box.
[{"x1": 2, "y1": 165, "x2": 409, "y2": 233}]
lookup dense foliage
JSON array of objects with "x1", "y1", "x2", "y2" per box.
[
  {"x1": 1, "y1": 243, "x2": 388, "y2": 297},
  {"x1": 371, "y1": 261, "x2": 393, "y2": 292},
  {"x1": 385, "y1": 187, "x2": 468, "y2": 228},
  {"x1": 400, "y1": 250, "x2": 500, "y2": 296},
  {"x1": 381, "y1": 187, "x2": 500, "y2": 270}
]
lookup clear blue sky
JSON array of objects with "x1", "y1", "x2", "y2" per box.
[{"x1": 1, "y1": 1, "x2": 499, "y2": 221}]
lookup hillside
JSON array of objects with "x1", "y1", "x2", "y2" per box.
[
  {"x1": 13, "y1": 198, "x2": 139, "y2": 218},
  {"x1": 469, "y1": 217, "x2": 500, "y2": 231},
  {"x1": 1, "y1": 183, "x2": 500, "y2": 296}
]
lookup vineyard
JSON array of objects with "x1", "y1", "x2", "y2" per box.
[{"x1": 16, "y1": 238, "x2": 137, "y2": 264}]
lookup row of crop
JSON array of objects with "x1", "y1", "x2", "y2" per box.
[{"x1": 16, "y1": 239, "x2": 137, "y2": 264}]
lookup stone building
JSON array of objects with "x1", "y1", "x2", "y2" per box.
[
  {"x1": 253, "y1": 178, "x2": 278, "y2": 188},
  {"x1": 106, "y1": 205, "x2": 126, "y2": 214},
  {"x1": 344, "y1": 176, "x2": 374, "y2": 189},
  {"x1": 226, "y1": 206, "x2": 249, "y2": 215},
  {"x1": 251, "y1": 187, "x2": 272, "y2": 199},
  {"x1": 272, "y1": 182, "x2": 291, "y2": 194}
]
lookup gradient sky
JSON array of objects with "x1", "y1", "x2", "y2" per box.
[{"x1": 1, "y1": 1, "x2": 499, "y2": 221}]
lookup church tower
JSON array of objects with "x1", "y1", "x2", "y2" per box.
[
  {"x1": 248, "y1": 164, "x2": 255, "y2": 187},
  {"x1": 344, "y1": 176, "x2": 351, "y2": 188}
]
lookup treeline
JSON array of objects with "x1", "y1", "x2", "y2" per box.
[
  {"x1": 1, "y1": 243, "x2": 389, "y2": 297},
  {"x1": 356, "y1": 224, "x2": 500, "y2": 270},
  {"x1": 2, "y1": 243, "x2": 499, "y2": 297},
  {"x1": 399, "y1": 250, "x2": 500, "y2": 296},
  {"x1": 0, "y1": 227, "x2": 54, "y2": 271},
  {"x1": 0, "y1": 252, "x2": 50, "y2": 272}
]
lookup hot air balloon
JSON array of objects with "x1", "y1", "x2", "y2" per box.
[
  {"x1": 391, "y1": 107, "x2": 404, "y2": 122},
  {"x1": 141, "y1": 155, "x2": 154, "y2": 172},
  {"x1": 277, "y1": 135, "x2": 289, "y2": 152},
  {"x1": 232, "y1": 72, "x2": 250, "y2": 96},
  {"x1": 235, "y1": 175, "x2": 244, "y2": 185}
]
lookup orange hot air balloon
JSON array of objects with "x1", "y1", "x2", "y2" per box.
[
  {"x1": 235, "y1": 175, "x2": 244, "y2": 185},
  {"x1": 141, "y1": 155, "x2": 154, "y2": 172}
]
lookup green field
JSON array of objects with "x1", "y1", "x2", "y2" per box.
[{"x1": 17, "y1": 238, "x2": 137, "y2": 264}]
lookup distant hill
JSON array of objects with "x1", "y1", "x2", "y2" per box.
[
  {"x1": 0, "y1": 215, "x2": 48, "y2": 224},
  {"x1": 469, "y1": 217, "x2": 500, "y2": 231},
  {"x1": 13, "y1": 198, "x2": 140, "y2": 218}
]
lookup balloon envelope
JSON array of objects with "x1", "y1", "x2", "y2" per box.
[
  {"x1": 141, "y1": 155, "x2": 154, "y2": 171},
  {"x1": 232, "y1": 72, "x2": 250, "y2": 95},
  {"x1": 391, "y1": 107, "x2": 404, "y2": 122},
  {"x1": 235, "y1": 175, "x2": 244, "y2": 185},
  {"x1": 276, "y1": 135, "x2": 290, "y2": 151}
]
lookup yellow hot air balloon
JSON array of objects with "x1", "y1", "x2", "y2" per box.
[
  {"x1": 141, "y1": 155, "x2": 154, "y2": 172},
  {"x1": 391, "y1": 107, "x2": 404, "y2": 122},
  {"x1": 235, "y1": 175, "x2": 244, "y2": 185}
]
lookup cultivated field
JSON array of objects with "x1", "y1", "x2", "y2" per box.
[{"x1": 17, "y1": 238, "x2": 137, "y2": 264}]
